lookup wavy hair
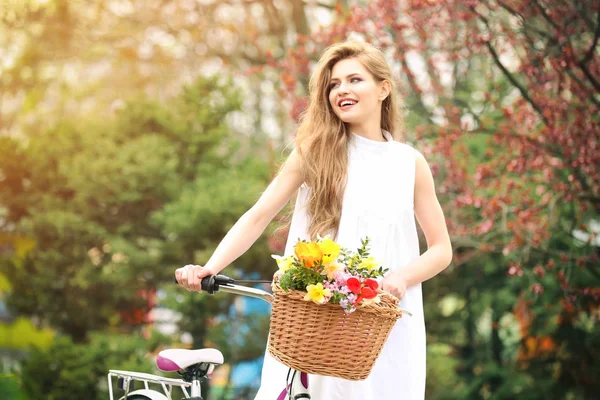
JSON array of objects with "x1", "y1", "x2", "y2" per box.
[{"x1": 295, "y1": 40, "x2": 404, "y2": 240}]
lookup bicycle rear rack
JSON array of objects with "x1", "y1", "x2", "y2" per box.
[{"x1": 108, "y1": 369, "x2": 191, "y2": 399}]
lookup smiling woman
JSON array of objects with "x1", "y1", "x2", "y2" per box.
[{"x1": 176, "y1": 40, "x2": 452, "y2": 400}]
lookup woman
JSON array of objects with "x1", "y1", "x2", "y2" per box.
[{"x1": 176, "y1": 40, "x2": 452, "y2": 399}]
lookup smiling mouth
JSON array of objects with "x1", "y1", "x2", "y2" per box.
[{"x1": 338, "y1": 99, "x2": 358, "y2": 110}]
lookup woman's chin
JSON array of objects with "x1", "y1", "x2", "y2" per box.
[{"x1": 337, "y1": 113, "x2": 362, "y2": 125}]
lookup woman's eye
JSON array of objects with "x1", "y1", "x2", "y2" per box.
[
  {"x1": 351, "y1": 77, "x2": 362, "y2": 83},
  {"x1": 330, "y1": 82, "x2": 339, "y2": 89}
]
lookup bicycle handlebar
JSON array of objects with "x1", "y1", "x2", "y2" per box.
[
  {"x1": 176, "y1": 274, "x2": 411, "y2": 314},
  {"x1": 175, "y1": 274, "x2": 273, "y2": 303},
  {"x1": 199, "y1": 274, "x2": 235, "y2": 294}
]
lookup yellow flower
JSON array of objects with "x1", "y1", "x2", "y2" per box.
[
  {"x1": 294, "y1": 241, "x2": 323, "y2": 268},
  {"x1": 271, "y1": 255, "x2": 294, "y2": 272},
  {"x1": 322, "y1": 262, "x2": 345, "y2": 280},
  {"x1": 359, "y1": 256, "x2": 379, "y2": 271},
  {"x1": 303, "y1": 283, "x2": 331, "y2": 305},
  {"x1": 318, "y1": 236, "x2": 341, "y2": 264}
]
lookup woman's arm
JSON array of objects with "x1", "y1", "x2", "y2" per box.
[
  {"x1": 382, "y1": 151, "x2": 453, "y2": 299},
  {"x1": 176, "y1": 149, "x2": 304, "y2": 291}
]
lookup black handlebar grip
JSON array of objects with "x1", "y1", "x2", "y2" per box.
[
  {"x1": 201, "y1": 275, "x2": 216, "y2": 294},
  {"x1": 174, "y1": 273, "x2": 233, "y2": 294},
  {"x1": 201, "y1": 275, "x2": 234, "y2": 293},
  {"x1": 173, "y1": 274, "x2": 221, "y2": 294}
]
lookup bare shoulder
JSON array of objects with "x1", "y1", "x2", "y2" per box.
[
  {"x1": 411, "y1": 148, "x2": 437, "y2": 199},
  {"x1": 414, "y1": 149, "x2": 430, "y2": 176},
  {"x1": 273, "y1": 147, "x2": 304, "y2": 188}
]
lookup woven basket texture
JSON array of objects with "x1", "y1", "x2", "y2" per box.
[{"x1": 268, "y1": 283, "x2": 403, "y2": 381}]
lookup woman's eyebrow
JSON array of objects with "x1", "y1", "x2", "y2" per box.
[{"x1": 330, "y1": 73, "x2": 362, "y2": 82}]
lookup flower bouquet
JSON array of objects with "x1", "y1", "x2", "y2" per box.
[
  {"x1": 273, "y1": 236, "x2": 388, "y2": 313},
  {"x1": 267, "y1": 236, "x2": 404, "y2": 381}
]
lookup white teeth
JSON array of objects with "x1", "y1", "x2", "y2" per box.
[{"x1": 340, "y1": 100, "x2": 356, "y2": 107}]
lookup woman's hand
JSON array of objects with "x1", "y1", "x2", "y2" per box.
[
  {"x1": 175, "y1": 264, "x2": 214, "y2": 292},
  {"x1": 381, "y1": 271, "x2": 408, "y2": 301}
]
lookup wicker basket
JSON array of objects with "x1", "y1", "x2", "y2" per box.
[{"x1": 267, "y1": 283, "x2": 403, "y2": 381}]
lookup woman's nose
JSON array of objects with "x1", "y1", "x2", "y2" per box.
[{"x1": 338, "y1": 82, "x2": 350, "y2": 94}]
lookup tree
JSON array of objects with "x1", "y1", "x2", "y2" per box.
[{"x1": 1, "y1": 76, "x2": 256, "y2": 342}]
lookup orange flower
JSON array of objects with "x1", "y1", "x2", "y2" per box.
[{"x1": 294, "y1": 241, "x2": 323, "y2": 268}]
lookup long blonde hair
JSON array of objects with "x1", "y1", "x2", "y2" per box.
[{"x1": 296, "y1": 40, "x2": 404, "y2": 240}]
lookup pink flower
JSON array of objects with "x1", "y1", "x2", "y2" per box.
[
  {"x1": 334, "y1": 271, "x2": 350, "y2": 286},
  {"x1": 324, "y1": 281, "x2": 339, "y2": 292}
]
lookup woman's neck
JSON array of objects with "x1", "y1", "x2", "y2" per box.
[{"x1": 348, "y1": 120, "x2": 386, "y2": 142}]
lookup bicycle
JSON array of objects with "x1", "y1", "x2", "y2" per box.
[{"x1": 108, "y1": 274, "x2": 309, "y2": 400}]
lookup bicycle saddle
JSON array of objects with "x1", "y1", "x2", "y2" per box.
[{"x1": 156, "y1": 348, "x2": 224, "y2": 372}]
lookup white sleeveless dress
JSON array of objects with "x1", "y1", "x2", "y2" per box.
[{"x1": 255, "y1": 131, "x2": 426, "y2": 400}]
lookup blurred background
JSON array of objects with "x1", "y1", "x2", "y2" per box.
[{"x1": 0, "y1": 0, "x2": 598, "y2": 399}]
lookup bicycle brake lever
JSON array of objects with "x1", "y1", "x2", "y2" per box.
[{"x1": 213, "y1": 275, "x2": 235, "y2": 286}]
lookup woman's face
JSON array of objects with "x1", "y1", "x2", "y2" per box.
[{"x1": 328, "y1": 58, "x2": 386, "y2": 126}]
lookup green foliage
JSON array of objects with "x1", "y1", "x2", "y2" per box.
[
  {"x1": 0, "y1": 374, "x2": 28, "y2": 400},
  {"x1": 0, "y1": 317, "x2": 54, "y2": 350},
  {"x1": 153, "y1": 159, "x2": 270, "y2": 247},
  {"x1": 1, "y1": 68, "x2": 278, "y2": 398},
  {"x1": 425, "y1": 343, "x2": 463, "y2": 399},
  {"x1": 21, "y1": 336, "x2": 105, "y2": 400},
  {"x1": 18, "y1": 331, "x2": 168, "y2": 400},
  {"x1": 0, "y1": 72, "x2": 278, "y2": 400},
  {"x1": 0, "y1": 75, "x2": 262, "y2": 343},
  {"x1": 279, "y1": 265, "x2": 323, "y2": 292}
]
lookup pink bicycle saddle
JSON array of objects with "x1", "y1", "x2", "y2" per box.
[{"x1": 156, "y1": 348, "x2": 224, "y2": 372}]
